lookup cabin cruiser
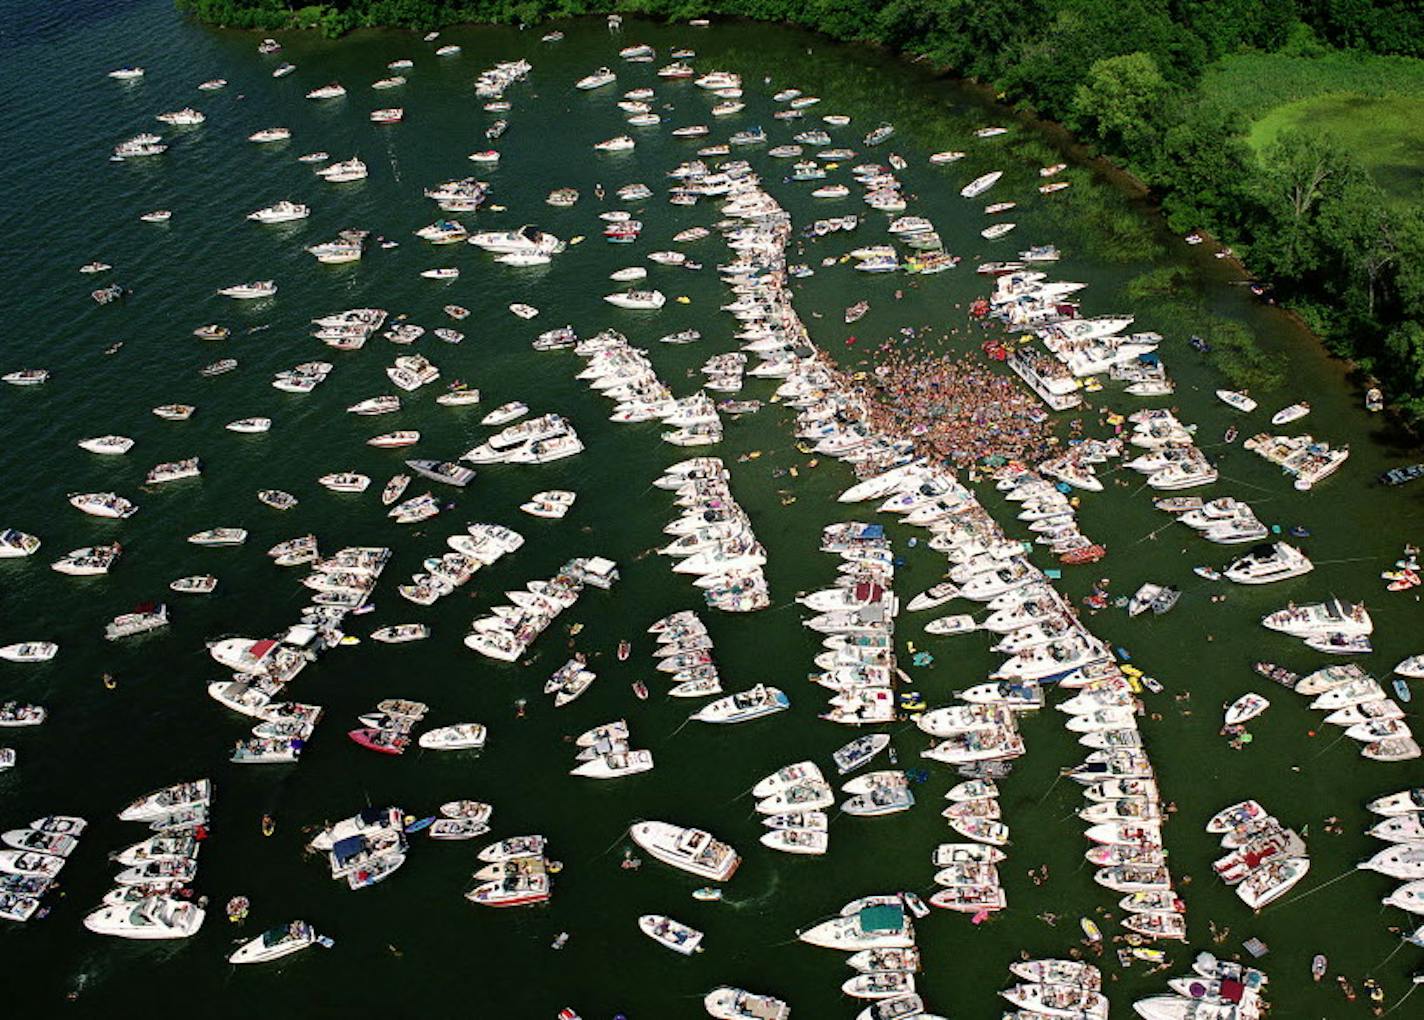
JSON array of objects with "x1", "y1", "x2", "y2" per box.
[
  {"x1": 318, "y1": 158, "x2": 367, "y2": 182},
  {"x1": 629, "y1": 821, "x2": 739, "y2": 881},
  {"x1": 218, "y1": 280, "x2": 276, "y2": 299},
  {"x1": 112, "y1": 134, "x2": 167, "y2": 160},
  {"x1": 249, "y1": 201, "x2": 309, "y2": 224},
  {"x1": 156, "y1": 108, "x2": 204, "y2": 126},
  {"x1": 84, "y1": 896, "x2": 205, "y2": 939},
  {"x1": 1223, "y1": 543, "x2": 1313, "y2": 585},
  {"x1": 468, "y1": 224, "x2": 564, "y2": 256},
  {"x1": 1261, "y1": 597, "x2": 1371, "y2": 638}
]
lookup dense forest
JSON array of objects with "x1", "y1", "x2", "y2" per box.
[{"x1": 178, "y1": 0, "x2": 1424, "y2": 421}]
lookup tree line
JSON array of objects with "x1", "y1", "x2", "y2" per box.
[{"x1": 177, "y1": 0, "x2": 1424, "y2": 419}]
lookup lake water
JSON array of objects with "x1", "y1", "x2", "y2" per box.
[{"x1": 2, "y1": 2, "x2": 1422, "y2": 1016}]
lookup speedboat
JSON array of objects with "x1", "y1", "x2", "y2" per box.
[
  {"x1": 78, "y1": 435, "x2": 134, "y2": 455},
  {"x1": 69, "y1": 492, "x2": 138, "y2": 519},
  {"x1": 638, "y1": 914, "x2": 704, "y2": 955},
  {"x1": 305, "y1": 82, "x2": 345, "y2": 100},
  {"x1": 691, "y1": 685, "x2": 788, "y2": 724},
  {"x1": 576, "y1": 67, "x2": 616, "y2": 90},
  {"x1": 1217, "y1": 389, "x2": 1258, "y2": 412},
  {"x1": 229, "y1": 921, "x2": 321, "y2": 964},
  {"x1": 418, "y1": 723, "x2": 487, "y2": 750},
  {"x1": 119, "y1": 779, "x2": 212, "y2": 822},
  {"x1": 218, "y1": 281, "x2": 277, "y2": 299},
  {"x1": 0, "y1": 530, "x2": 41, "y2": 558},
  {"x1": 704, "y1": 988, "x2": 789, "y2": 1020}
]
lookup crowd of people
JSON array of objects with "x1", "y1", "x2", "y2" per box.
[{"x1": 839, "y1": 338, "x2": 1061, "y2": 467}]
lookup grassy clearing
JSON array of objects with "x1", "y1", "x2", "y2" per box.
[
  {"x1": 1205, "y1": 52, "x2": 1424, "y2": 207},
  {"x1": 1246, "y1": 93, "x2": 1424, "y2": 206}
]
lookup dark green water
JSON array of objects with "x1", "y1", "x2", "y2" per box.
[{"x1": 1, "y1": 3, "x2": 1422, "y2": 1017}]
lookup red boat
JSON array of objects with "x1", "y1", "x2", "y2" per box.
[
  {"x1": 617, "y1": 640, "x2": 631, "y2": 661},
  {"x1": 347, "y1": 727, "x2": 409, "y2": 755},
  {"x1": 1060, "y1": 544, "x2": 1107, "y2": 565}
]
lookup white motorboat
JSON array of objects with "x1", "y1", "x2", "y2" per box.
[
  {"x1": 170, "y1": 575, "x2": 217, "y2": 595},
  {"x1": 576, "y1": 67, "x2": 616, "y2": 90},
  {"x1": 0, "y1": 529, "x2": 41, "y2": 558},
  {"x1": 690, "y1": 685, "x2": 788, "y2": 724},
  {"x1": 960, "y1": 170, "x2": 1003, "y2": 198},
  {"x1": 69, "y1": 491, "x2": 138, "y2": 518},
  {"x1": 218, "y1": 280, "x2": 277, "y2": 299},
  {"x1": 249, "y1": 201, "x2": 309, "y2": 224},
  {"x1": 1223, "y1": 542, "x2": 1313, "y2": 585},
  {"x1": 78, "y1": 435, "x2": 134, "y2": 455},
  {"x1": 417, "y1": 723, "x2": 487, "y2": 750},
  {"x1": 84, "y1": 896, "x2": 205, "y2": 939},
  {"x1": 638, "y1": 914, "x2": 704, "y2": 955},
  {"x1": 0, "y1": 642, "x2": 57, "y2": 663},
  {"x1": 229, "y1": 921, "x2": 321, "y2": 964},
  {"x1": 604, "y1": 289, "x2": 666, "y2": 310},
  {"x1": 1217, "y1": 389, "x2": 1258, "y2": 412},
  {"x1": 248, "y1": 128, "x2": 291, "y2": 143},
  {"x1": 629, "y1": 821, "x2": 739, "y2": 881},
  {"x1": 704, "y1": 988, "x2": 789, "y2": 1020}
]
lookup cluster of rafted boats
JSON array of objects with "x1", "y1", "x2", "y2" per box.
[
  {"x1": 656, "y1": 458, "x2": 769, "y2": 612},
  {"x1": 207, "y1": 544, "x2": 391, "y2": 762},
  {"x1": 312, "y1": 804, "x2": 410, "y2": 891},
  {"x1": 569, "y1": 718, "x2": 654, "y2": 779},
  {"x1": 82, "y1": 780, "x2": 211, "y2": 938},
  {"x1": 0, "y1": 814, "x2": 87, "y2": 922},
  {"x1": 1206, "y1": 799, "x2": 1310, "y2": 909},
  {"x1": 395, "y1": 522, "x2": 523, "y2": 606},
  {"x1": 1362, "y1": 787, "x2": 1424, "y2": 926},
  {"x1": 647, "y1": 610, "x2": 725, "y2": 701},
  {"x1": 1261, "y1": 596, "x2": 1378, "y2": 664},
  {"x1": 463, "y1": 556, "x2": 619, "y2": 662},
  {"x1": 1130, "y1": 953, "x2": 1270, "y2": 1019},
  {"x1": 999, "y1": 959, "x2": 1107, "y2": 1020},
  {"x1": 795, "y1": 892, "x2": 944, "y2": 1019},
  {"x1": 5, "y1": 19, "x2": 1420, "y2": 1016},
  {"x1": 1252, "y1": 661, "x2": 1420, "y2": 762},
  {"x1": 803, "y1": 523, "x2": 900, "y2": 726}
]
